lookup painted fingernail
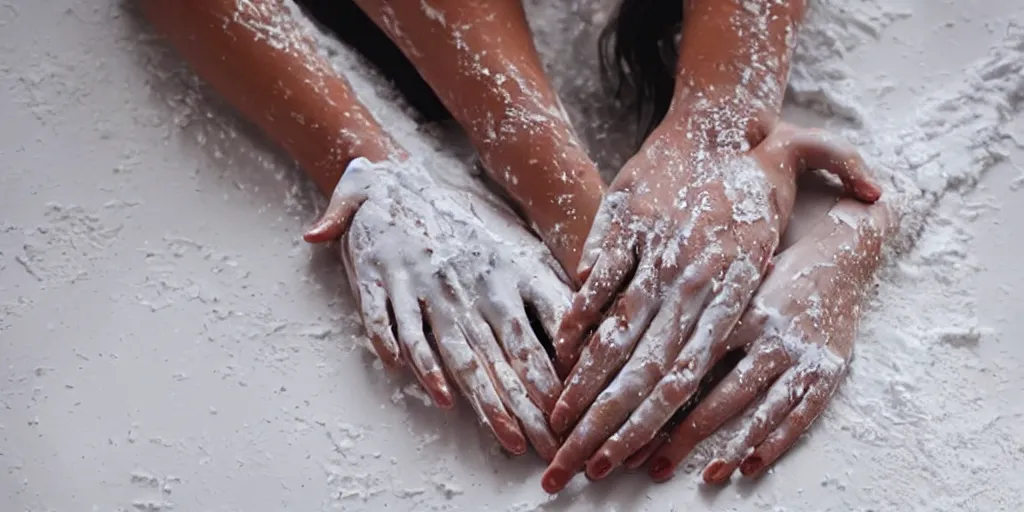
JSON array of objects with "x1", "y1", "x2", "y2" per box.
[
  {"x1": 649, "y1": 456, "x2": 674, "y2": 482},
  {"x1": 858, "y1": 182, "x2": 882, "y2": 201},
  {"x1": 541, "y1": 467, "x2": 569, "y2": 494},
  {"x1": 302, "y1": 223, "x2": 327, "y2": 242},
  {"x1": 587, "y1": 455, "x2": 613, "y2": 480},
  {"x1": 433, "y1": 386, "x2": 454, "y2": 409},
  {"x1": 739, "y1": 454, "x2": 764, "y2": 477},
  {"x1": 499, "y1": 420, "x2": 528, "y2": 456},
  {"x1": 702, "y1": 459, "x2": 733, "y2": 484}
]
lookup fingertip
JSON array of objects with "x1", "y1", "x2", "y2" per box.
[
  {"x1": 858, "y1": 182, "x2": 882, "y2": 203},
  {"x1": 739, "y1": 454, "x2": 764, "y2": 477},
  {"x1": 304, "y1": 212, "x2": 348, "y2": 243},
  {"x1": 378, "y1": 353, "x2": 402, "y2": 373},
  {"x1": 497, "y1": 416, "x2": 528, "y2": 456},
  {"x1": 648, "y1": 456, "x2": 674, "y2": 482},
  {"x1": 302, "y1": 222, "x2": 332, "y2": 243},
  {"x1": 541, "y1": 466, "x2": 570, "y2": 494},
  {"x1": 585, "y1": 452, "x2": 613, "y2": 480},
  {"x1": 509, "y1": 433, "x2": 529, "y2": 456},
  {"x1": 433, "y1": 383, "x2": 455, "y2": 410},
  {"x1": 701, "y1": 458, "x2": 734, "y2": 485}
]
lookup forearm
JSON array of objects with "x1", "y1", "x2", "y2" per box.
[
  {"x1": 353, "y1": 0, "x2": 605, "y2": 275},
  {"x1": 138, "y1": 0, "x2": 403, "y2": 196},
  {"x1": 666, "y1": 0, "x2": 807, "y2": 139}
]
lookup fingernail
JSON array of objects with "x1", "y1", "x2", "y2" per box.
[
  {"x1": 510, "y1": 436, "x2": 528, "y2": 456},
  {"x1": 858, "y1": 182, "x2": 882, "y2": 202},
  {"x1": 433, "y1": 384, "x2": 454, "y2": 409},
  {"x1": 702, "y1": 459, "x2": 733, "y2": 484},
  {"x1": 542, "y1": 467, "x2": 569, "y2": 494},
  {"x1": 649, "y1": 457, "x2": 674, "y2": 482},
  {"x1": 302, "y1": 222, "x2": 327, "y2": 242},
  {"x1": 739, "y1": 454, "x2": 763, "y2": 477},
  {"x1": 500, "y1": 421, "x2": 528, "y2": 456},
  {"x1": 588, "y1": 455, "x2": 613, "y2": 480}
]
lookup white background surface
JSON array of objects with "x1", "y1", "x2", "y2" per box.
[{"x1": 2, "y1": 0, "x2": 1023, "y2": 510}]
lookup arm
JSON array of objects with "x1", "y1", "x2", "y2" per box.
[
  {"x1": 141, "y1": 0, "x2": 568, "y2": 458},
  {"x1": 348, "y1": 0, "x2": 606, "y2": 278},
  {"x1": 666, "y1": 0, "x2": 807, "y2": 138},
  {"x1": 541, "y1": 0, "x2": 883, "y2": 493},
  {"x1": 138, "y1": 0, "x2": 404, "y2": 196}
]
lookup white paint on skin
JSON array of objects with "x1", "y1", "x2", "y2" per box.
[{"x1": 4, "y1": 0, "x2": 1024, "y2": 509}]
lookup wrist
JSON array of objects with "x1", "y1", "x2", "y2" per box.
[
  {"x1": 477, "y1": 135, "x2": 604, "y2": 279},
  {"x1": 660, "y1": 92, "x2": 779, "y2": 151},
  {"x1": 296, "y1": 111, "x2": 407, "y2": 197}
]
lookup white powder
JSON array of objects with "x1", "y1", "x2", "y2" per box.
[{"x1": 2, "y1": 0, "x2": 1022, "y2": 511}]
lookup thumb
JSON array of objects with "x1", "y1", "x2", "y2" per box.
[
  {"x1": 303, "y1": 157, "x2": 373, "y2": 244},
  {"x1": 758, "y1": 124, "x2": 882, "y2": 203}
]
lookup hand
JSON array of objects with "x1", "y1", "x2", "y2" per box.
[
  {"x1": 631, "y1": 198, "x2": 893, "y2": 483},
  {"x1": 304, "y1": 157, "x2": 570, "y2": 460},
  {"x1": 541, "y1": 121, "x2": 882, "y2": 492}
]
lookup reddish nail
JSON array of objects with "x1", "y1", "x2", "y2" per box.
[
  {"x1": 857, "y1": 182, "x2": 882, "y2": 202},
  {"x1": 739, "y1": 454, "x2": 763, "y2": 477},
  {"x1": 542, "y1": 467, "x2": 569, "y2": 494},
  {"x1": 588, "y1": 456, "x2": 613, "y2": 480},
  {"x1": 425, "y1": 375, "x2": 454, "y2": 409},
  {"x1": 499, "y1": 420, "x2": 528, "y2": 456},
  {"x1": 432, "y1": 385, "x2": 454, "y2": 409},
  {"x1": 302, "y1": 224, "x2": 327, "y2": 243},
  {"x1": 649, "y1": 456, "x2": 674, "y2": 482},
  {"x1": 702, "y1": 459, "x2": 733, "y2": 484}
]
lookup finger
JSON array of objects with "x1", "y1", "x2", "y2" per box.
[
  {"x1": 542, "y1": 298, "x2": 675, "y2": 491},
  {"x1": 741, "y1": 362, "x2": 846, "y2": 478},
  {"x1": 624, "y1": 431, "x2": 667, "y2": 470},
  {"x1": 428, "y1": 313, "x2": 528, "y2": 456},
  {"x1": 389, "y1": 288, "x2": 454, "y2": 409},
  {"x1": 549, "y1": 276, "x2": 661, "y2": 435},
  {"x1": 461, "y1": 316, "x2": 560, "y2": 461},
  {"x1": 304, "y1": 157, "x2": 375, "y2": 243},
  {"x1": 577, "y1": 193, "x2": 629, "y2": 280},
  {"x1": 347, "y1": 259, "x2": 402, "y2": 368},
  {"x1": 584, "y1": 263, "x2": 759, "y2": 481},
  {"x1": 483, "y1": 301, "x2": 562, "y2": 414},
  {"x1": 521, "y1": 272, "x2": 572, "y2": 347},
  {"x1": 554, "y1": 246, "x2": 639, "y2": 366},
  {"x1": 701, "y1": 365, "x2": 816, "y2": 485},
  {"x1": 759, "y1": 125, "x2": 881, "y2": 203},
  {"x1": 647, "y1": 342, "x2": 792, "y2": 482},
  {"x1": 561, "y1": 267, "x2": 719, "y2": 468}
]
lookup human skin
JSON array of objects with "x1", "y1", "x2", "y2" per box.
[
  {"x1": 138, "y1": 0, "x2": 570, "y2": 460},
  {"x1": 636, "y1": 197, "x2": 895, "y2": 484},
  {"x1": 344, "y1": 0, "x2": 607, "y2": 281},
  {"x1": 540, "y1": 0, "x2": 884, "y2": 493},
  {"x1": 137, "y1": 0, "x2": 401, "y2": 196},
  {"x1": 141, "y1": 0, "x2": 893, "y2": 484}
]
